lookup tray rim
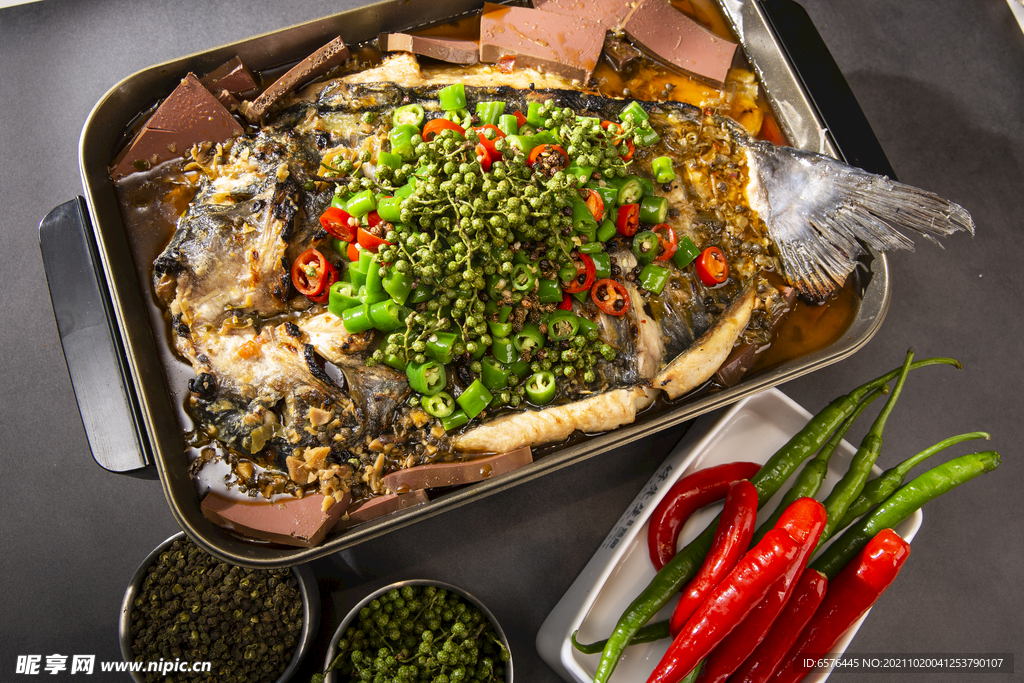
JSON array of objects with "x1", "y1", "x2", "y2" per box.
[{"x1": 74, "y1": 0, "x2": 892, "y2": 568}]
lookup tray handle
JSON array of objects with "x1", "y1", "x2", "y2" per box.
[
  {"x1": 39, "y1": 198, "x2": 155, "y2": 477},
  {"x1": 759, "y1": 0, "x2": 898, "y2": 178}
]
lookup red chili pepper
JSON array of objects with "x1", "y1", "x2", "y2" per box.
[
  {"x1": 591, "y1": 278, "x2": 631, "y2": 316},
  {"x1": 290, "y1": 248, "x2": 337, "y2": 302},
  {"x1": 669, "y1": 480, "x2": 758, "y2": 636},
  {"x1": 616, "y1": 203, "x2": 640, "y2": 237},
  {"x1": 720, "y1": 568, "x2": 827, "y2": 683},
  {"x1": 562, "y1": 253, "x2": 596, "y2": 294},
  {"x1": 527, "y1": 143, "x2": 569, "y2": 171},
  {"x1": 365, "y1": 210, "x2": 383, "y2": 229},
  {"x1": 558, "y1": 293, "x2": 574, "y2": 311},
  {"x1": 356, "y1": 227, "x2": 391, "y2": 253},
  {"x1": 696, "y1": 246, "x2": 729, "y2": 286},
  {"x1": 422, "y1": 118, "x2": 465, "y2": 141},
  {"x1": 476, "y1": 143, "x2": 492, "y2": 172},
  {"x1": 473, "y1": 124, "x2": 506, "y2": 163},
  {"x1": 583, "y1": 188, "x2": 605, "y2": 223},
  {"x1": 647, "y1": 462, "x2": 762, "y2": 571},
  {"x1": 319, "y1": 206, "x2": 357, "y2": 241},
  {"x1": 697, "y1": 497, "x2": 827, "y2": 683},
  {"x1": 768, "y1": 529, "x2": 911, "y2": 683},
  {"x1": 512, "y1": 110, "x2": 527, "y2": 128},
  {"x1": 646, "y1": 529, "x2": 804, "y2": 683},
  {"x1": 653, "y1": 223, "x2": 678, "y2": 262},
  {"x1": 346, "y1": 241, "x2": 361, "y2": 263}
]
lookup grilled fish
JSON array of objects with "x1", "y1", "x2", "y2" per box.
[{"x1": 153, "y1": 53, "x2": 972, "y2": 503}]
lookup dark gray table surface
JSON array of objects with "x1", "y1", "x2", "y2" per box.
[{"x1": 2, "y1": 0, "x2": 1022, "y2": 681}]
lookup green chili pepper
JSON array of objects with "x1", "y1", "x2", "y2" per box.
[
  {"x1": 332, "y1": 238, "x2": 350, "y2": 259},
  {"x1": 395, "y1": 178, "x2": 418, "y2": 199},
  {"x1": 596, "y1": 219, "x2": 618, "y2": 243},
  {"x1": 619, "y1": 100, "x2": 649, "y2": 124},
  {"x1": 406, "y1": 360, "x2": 447, "y2": 396},
  {"x1": 632, "y1": 230, "x2": 660, "y2": 265},
  {"x1": 377, "y1": 151, "x2": 403, "y2": 170},
  {"x1": 503, "y1": 134, "x2": 536, "y2": 158},
  {"x1": 365, "y1": 259, "x2": 384, "y2": 294},
  {"x1": 639, "y1": 195, "x2": 669, "y2": 224},
  {"x1": 475, "y1": 101, "x2": 506, "y2": 126},
  {"x1": 438, "y1": 83, "x2": 466, "y2": 110},
  {"x1": 421, "y1": 391, "x2": 455, "y2": 418},
  {"x1": 480, "y1": 357, "x2": 512, "y2": 391},
  {"x1": 408, "y1": 284, "x2": 433, "y2": 305},
  {"x1": 362, "y1": 289, "x2": 389, "y2": 306},
  {"x1": 651, "y1": 156, "x2": 676, "y2": 183},
  {"x1": 751, "y1": 386, "x2": 886, "y2": 547},
  {"x1": 498, "y1": 113, "x2": 519, "y2": 136},
  {"x1": 389, "y1": 124, "x2": 420, "y2": 161},
  {"x1": 376, "y1": 196, "x2": 403, "y2": 223},
  {"x1": 815, "y1": 349, "x2": 917, "y2": 550},
  {"x1": 443, "y1": 108, "x2": 472, "y2": 129},
  {"x1": 531, "y1": 130, "x2": 559, "y2": 146},
  {"x1": 488, "y1": 319, "x2": 513, "y2": 338},
  {"x1": 346, "y1": 189, "x2": 378, "y2": 218},
  {"x1": 341, "y1": 303, "x2": 374, "y2": 333},
  {"x1": 392, "y1": 103, "x2": 425, "y2": 128},
  {"x1": 638, "y1": 263, "x2": 670, "y2": 294},
  {"x1": 367, "y1": 299, "x2": 409, "y2": 332},
  {"x1": 526, "y1": 101, "x2": 546, "y2": 128},
  {"x1": 634, "y1": 126, "x2": 661, "y2": 146},
  {"x1": 532, "y1": 278, "x2": 565, "y2": 305},
  {"x1": 673, "y1": 235, "x2": 702, "y2": 269},
  {"x1": 638, "y1": 176, "x2": 656, "y2": 198},
  {"x1": 441, "y1": 408, "x2": 469, "y2": 431},
  {"x1": 586, "y1": 181, "x2": 618, "y2": 210},
  {"x1": 547, "y1": 312, "x2": 579, "y2": 341},
  {"x1": 589, "y1": 251, "x2": 612, "y2": 280},
  {"x1": 327, "y1": 281, "x2": 361, "y2": 317},
  {"x1": 525, "y1": 370, "x2": 556, "y2": 405},
  {"x1": 511, "y1": 262, "x2": 537, "y2": 292},
  {"x1": 383, "y1": 271, "x2": 413, "y2": 305},
  {"x1": 576, "y1": 317, "x2": 599, "y2": 340},
  {"x1": 514, "y1": 323, "x2": 545, "y2": 356},
  {"x1": 566, "y1": 165, "x2": 594, "y2": 185},
  {"x1": 836, "y1": 431, "x2": 990, "y2": 533},
  {"x1": 457, "y1": 379, "x2": 493, "y2": 419},
  {"x1": 426, "y1": 332, "x2": 458, "y2": 364},
  {"x1": 812, "y1": 450, "x2": 1000, "y2": 579},
  {"x1": 592, "y1": 356, "x2": 963, "y2": 683},
  {"x1": 492, "y1": 336, "x2": 517, "y2": 364},
  {"x1": 607, "y1": 175, "x2": 644, "y2": 205},
  {"x1": 579, "y1": 241, "x2": 605, "y2": 254},
  {"x1": 346, "y1": 261, "x2": 367, "y2": 288},
  {"x1": 571, "y1": 620, "x2": 671, "y2": 655},
  {"x1": 331, "y1": 193, "x2": 350, "y2": 209}
]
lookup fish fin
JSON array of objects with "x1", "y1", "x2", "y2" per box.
[{"x1": 750, "y1": 144, "x2": 975, "y2": 300}]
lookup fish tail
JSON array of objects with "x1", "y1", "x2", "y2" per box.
[{"x1": 750, "y1": 144, "x2": 975, "y2": 300}]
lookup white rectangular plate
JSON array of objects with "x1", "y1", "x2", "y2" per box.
[{"x1": 537, "y1": 388, "x2": 923, "y2": 683}]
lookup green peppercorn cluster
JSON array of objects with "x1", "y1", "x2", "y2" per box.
[
  {"x1": 353, "y1": 101, "x2": 651, "y2": 408},
  {"x1": 315, "y1": 584, "x2": 510, "y2": 683},
  {"x1": 129, "y1": 537, "x2": 303, "y2": 682}
]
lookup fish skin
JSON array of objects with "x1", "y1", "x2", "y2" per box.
[{"x1": 158, "y1": 52, "x2": 974, "y2": 479}]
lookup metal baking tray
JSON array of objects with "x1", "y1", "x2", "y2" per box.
[{"x1": 39, "y1": 0, "x2": 894, "y2": 568}]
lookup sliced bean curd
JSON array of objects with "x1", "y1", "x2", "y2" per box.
[{"x1": 323, "y1": 97, "x2": 706, "y2": 428}]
